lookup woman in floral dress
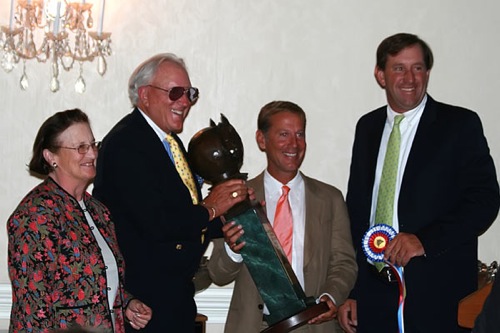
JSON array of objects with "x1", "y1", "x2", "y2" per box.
[{"x1": 7, "y1": 109, "x2": 152, "y2": 333}]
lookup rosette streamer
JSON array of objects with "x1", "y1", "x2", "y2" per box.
[{"x1": 362, "y1": 224, "x2": 406, "y2": 333}]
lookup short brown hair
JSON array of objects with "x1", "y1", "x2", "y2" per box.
[
  {"x1": 376, "y1": 33, "x2": 434, "y2": 70},
  {"x1": 257, "y1": 101, "x2": 306, "y2": 134}
]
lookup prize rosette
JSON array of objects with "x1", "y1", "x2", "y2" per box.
[
  {"x1": 362, "y1": 224, "x2": 397, "y2": 262},
  {"x1": 362, "y1": 224, "x2": 406, "y2": 333}
]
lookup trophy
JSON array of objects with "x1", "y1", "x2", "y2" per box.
[{"x1": 188, "y1": 115, "x2": 328, "y2": 333}]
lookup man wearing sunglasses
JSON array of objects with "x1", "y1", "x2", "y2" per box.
[{"x1": 93, "y1": 53, "x2": 249, "y2": 333}]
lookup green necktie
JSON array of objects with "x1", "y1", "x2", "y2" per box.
[{"x1": 374, "y1": 114, "x2": 404, "y2": 270}]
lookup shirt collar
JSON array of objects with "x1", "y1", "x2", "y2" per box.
[
  {"x1": 386, "y1": 94, "x2": 427, "y2": 125},
  {"x1": 264, "y1": 170, "x2": 303, "y2": 194},
  {"x1": 137, "y1": 107, "x2": 168, "y2": 142}
]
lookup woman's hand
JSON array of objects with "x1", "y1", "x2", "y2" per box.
[{"x1": 125, "y1": 299, "x2": 153, "y2": 330}]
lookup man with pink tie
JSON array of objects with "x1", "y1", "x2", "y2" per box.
[{"x1": 208, "y1": 100, "x2": 357, "y2": 333}]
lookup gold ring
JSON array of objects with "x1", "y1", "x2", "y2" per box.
[{"x1": 232, "y1": 191, "x2": 238, "y2": 198}]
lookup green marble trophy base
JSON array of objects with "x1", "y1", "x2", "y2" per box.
[{"x1": 224, "y1": 201, "x2": 329, "y2": 333}]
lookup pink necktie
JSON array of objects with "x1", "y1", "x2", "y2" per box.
[{"x1": 274, "y1": 185, "x2": 293, "y2": 263}]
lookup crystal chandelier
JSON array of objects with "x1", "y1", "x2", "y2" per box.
[{"x1": 0, "y1": 0, "x2": 111, "y2": 93}]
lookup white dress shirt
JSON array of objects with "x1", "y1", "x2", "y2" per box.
[
  {"x1": 225, "y1": 171, "x2": 307, "y2": 286},
  {"x1": 79, "y1": 200, "x2": 119, "y2": 327},
  {"x1": 369, "y1": 94, "x2": 427, "y2": 231},
  {"x1": 263, "y1": 171, "x2": 306, "y2": 287}
]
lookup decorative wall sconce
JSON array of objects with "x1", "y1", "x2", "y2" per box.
[{"x1": 0, "y1": 0, "x2": 111, "y2": 93}]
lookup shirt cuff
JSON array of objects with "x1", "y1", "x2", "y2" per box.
[
  {"x1": 317, "y1": 292, "x2": 336, "y2": 305},
  {"x1": 224, "y1": 242, "x2": 243, "y2": 263}
]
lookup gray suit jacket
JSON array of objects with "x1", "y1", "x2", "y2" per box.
[{"x1": 208, "y1": 172, "x2": 357, "y2": 333}]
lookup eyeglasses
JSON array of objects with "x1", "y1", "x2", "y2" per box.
[
  {"x1": 147, "y1": 85, "x2": 199, "y2": 103},
  {"x1": 55, "y1": 141, "x2": 102, "y2": 154}
]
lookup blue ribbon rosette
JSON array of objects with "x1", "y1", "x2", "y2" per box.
[{"x1": 362, "y1": 224, "x2": 406, "y2": 333}]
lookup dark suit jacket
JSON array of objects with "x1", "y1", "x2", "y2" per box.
[
  {"x1": 208, "y1": 172, "x2": 357, "y2": 333},
  {"x1": 346, "y1": 96, "x2": 500, "y2": 333},
  {"x1": 93, "y1": 108, "x2": 222, "y2": 333}
]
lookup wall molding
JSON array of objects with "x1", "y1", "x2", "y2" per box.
[
  {"x1": 195, "y1": 287, "x2": 232, "y2": 323},
  {"x1": 0, "y1": 284, "x2": 11, "y2": 320},
  {"x1": 0, "y1": 283, "x2": 232, "y2": 324}
]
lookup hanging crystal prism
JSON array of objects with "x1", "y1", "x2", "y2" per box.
[
  {"x1": 51, "y1": 59, "x2": 59, "y2": 78},
  {"x1": 75, "y1": 75, "x2": 85, "y2": 93},
  {"x1": 3, "y1": 1, "x2": 112, "y2": 92},
  {"x1": 1, "y1": 51, "x2": 16, "y2": 73},
  {"x1": 75, "y1": 62, "x2": 86, "y2": 94},
  {"x1": 25, "y1": 32, "x2": 36, "y2": 58},
  {"x1": 50, "y1": 59, "x2": 60, "y2": 92},
  {"x1": 62, "y1": 53, "x2": 74, "y2": 70},
  {"x1": 97, "y1": 55, "x2": 107, "y2": 76},
  {"x1": 50, "y1": 76, "x2": 60, "y2": 92},
  {"x1": 38, "y1": 38, "x2": 49, "y2": 62},
  {"x1": 87, "y1": 14, "x2": 93, "y2": 28},
  {"x1": 20, "y1": 61, "x2": 29, "y2": 90}
]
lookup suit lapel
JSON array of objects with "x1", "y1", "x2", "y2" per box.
[
  {"x1": 366, "y1": 109, "x2": 388, "y2": 187},
  {"x1": 400, "y1": 96, "x2": 438, "y2": 195},
  {"x1": 359, "y1": 100, "x2": 439, "y2": 210},
  {"x1": 130, "y1": 108, "x2": 171, "y2": 158},
  {"x1": 303, "y1": 174, "x2": 322, "y2": 270},
  {"x1": 252, "y1": 172, "x2": 266, "y2": 201}
]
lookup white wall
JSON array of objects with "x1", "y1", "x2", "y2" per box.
[{"x1": 1, "y1": 1, "x2": 500, "y2": 332}]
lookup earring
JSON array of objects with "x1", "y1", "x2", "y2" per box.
[{"x1": 52, "y1": 162, "x2": 58, "y2": 169}]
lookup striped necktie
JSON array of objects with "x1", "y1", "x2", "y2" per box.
[{"x1": 165, "y1": 134, "x2": 199, "y2": 205}]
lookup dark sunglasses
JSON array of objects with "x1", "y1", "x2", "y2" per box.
[{"x1": 147, "y1": 85, "x2": 199, "y2": 103}]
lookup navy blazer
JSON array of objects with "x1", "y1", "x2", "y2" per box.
[
  {"x1": 346, "y1": 96, "x2": 500, "y2": 333},
  {"x1": 94, "y1": 108, "x2": 222, "y2": 333}
]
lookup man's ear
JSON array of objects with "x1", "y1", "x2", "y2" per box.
[
  {"x1": 256, "y1": 130, "x2": 266, "y2": 152},
  {"x1": 138, "y1": 86, "x2": 149, "y2": 107},
  {"x1": 374, "y1": 66, "x2": 386, "y2": 88}
]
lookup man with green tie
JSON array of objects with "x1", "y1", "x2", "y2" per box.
[{"x1": 338, "y1": 33, "x2": 500, "y2": 333}]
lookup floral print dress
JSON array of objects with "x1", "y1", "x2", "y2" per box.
[{"x1": 7, "y1": 177, "x2": 132, "y2": 333}]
